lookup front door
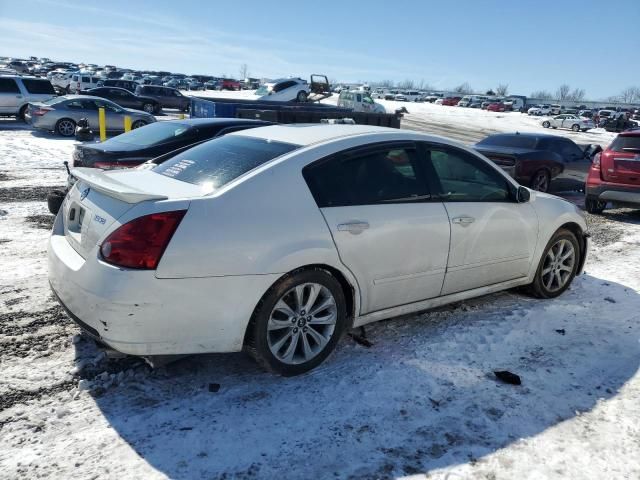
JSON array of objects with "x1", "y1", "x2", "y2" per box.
[
  {"x1": 303, "y1": 142, "x2": 451, "y2": 314},
  {"x1": 422, "y1": 144, "x2": 538, "y2": 295}
]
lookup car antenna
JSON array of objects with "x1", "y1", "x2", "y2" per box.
[{"x1": 63, "y1": 161, "x2": 71, "y2": 175}]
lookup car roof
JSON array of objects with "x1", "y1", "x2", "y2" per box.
[
  {"x1": 231, "y1": 124, "x2": 414, "y2": 147},
  {"x1": 486, "y1": 132, "x2": 572, "y2": 140},
  {"x1": 160, "y1": 118, "x2": 270, "y2": 127}
]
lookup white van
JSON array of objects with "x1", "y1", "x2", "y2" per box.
[
  {"x1": 69, "y1": 73, "x2": 101, "y2": 93},
  {"x1": 337, "y1": 90, "x2": 386, "y2": 113}
]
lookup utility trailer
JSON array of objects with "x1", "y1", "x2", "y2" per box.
[{"x1": 190, "y1": 95, "x2": 402, "y2": 128}]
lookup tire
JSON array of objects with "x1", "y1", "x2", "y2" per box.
[
  {"x1": 142, "y1": 103, "x2": 155, "y2": 114},
  {"x1": 296, "y1": 90, "x2": 308, "y2": 103},
  {"x1": 528, "y1": 228, "x2": 580, "y2": 298},
  {"x1": 530, "y1": 169, "x2": 550, "y2": 192},
  {"x1": 131, "y1": 120, "x2": 147, "y2": 129},
  {"x1": 47, "y1": 189, "x2": 67, "y2": 215},
  {"x1": 571, "y1": 124, "x2": 580, "y2": 132},
  {"x1": 245, "y1": 268, "x2": 347, "y2": 376},
  {"x1": 55, "y1": 118, "x2": 76, "y2": 137},
  {"x1": 542, "y1": 121, "x2": 550, "y2": 128},
  {"x1": 18, "y1": 105, "x2": 28, "y2": 122},
  {"x1": 585, "y1": 196, "x2": 606, "y2": 214}
]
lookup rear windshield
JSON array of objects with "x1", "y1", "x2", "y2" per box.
[
  {"x1": 22, "y1": 79, "x2": 55, "y2": 94},
  {"x1": 112, "y1": 122, "x2": 193, "y2": 147},
  {"x1": 477, "y1": 135, "x2": 537, "y2": 149},
  {"x1": 153, "y1": 135, "x2": 299, "y2": 191},
  {"x1": 610, "y1": 135, "x2": 640, "y2": 153}
]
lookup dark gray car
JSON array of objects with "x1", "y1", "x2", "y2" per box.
[{"x1": 134, "y1": 85, "x2": 190, "y2": 111}]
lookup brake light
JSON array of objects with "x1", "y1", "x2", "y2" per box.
[
  {"x1": 100, "y1": 210, "x2": 186, "y2": 269},
  {"x1": 32, "y1": 107, "x2": 52, "y2": 116}
]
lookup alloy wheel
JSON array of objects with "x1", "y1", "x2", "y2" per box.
[
  {"x1": 57, "y1": 120, "x2": 75, "y2": 136},
  {"x1": 541, "y1": 239, "x2": 576, "y2": 292},
  {"x1": 267, "y1": 283, "x2": 337, "y2": 365},
  {"x1": 532, "y1": 171, "x2": 549, "y2": 192}
]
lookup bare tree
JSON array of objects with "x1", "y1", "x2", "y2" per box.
[
  {"x1": 496, "y1": 83, "x2": 509, "y2": 96},
  {"x1": 556, "y1": 84, "x2": 571, "y2": 101},
  {"x1": 485, "y1": 89, "x2": 496, "y2": 96},
  {"x1": 568, "y1": 88, "x2": 586, "y2": 102},
  {"x1": 453, "y1": 82, "x2": 473, "y2": 94},
  {"x1": 531, "y1": 90, "x2": 553, "y2": 100},
  {"x1": 620, "y1": 86, "x2": 640, "y2": 104},
  {"x1": 398, "y1": 79, "x2": 415, "y2": 89},
  {"x1": 239, "y1": 63, "x2": 249, "y2": 80}
]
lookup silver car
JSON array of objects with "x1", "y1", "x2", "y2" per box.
[
  {"x1": 25, "y1": 95, "x2": 156, "y2": 137},
  {"x1": 542, "y1": 114, "x2": 595, "y2": 132}
]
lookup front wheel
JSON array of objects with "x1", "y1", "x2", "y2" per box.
[
  {"x1": 142, "y1": 103, "x2": 155, "y2": 113},
  {"x1": 55, "y1": 118, "x2": 76, "y2": 137},
  {"x1": 245, "y1": 268, "x2": 347, "y2": 376},
  {"x1": 528, "y1": 229, "x2": 580, "y2": 298},
  {"x1": 530, "y1": 169, "x2": 550, "y2": 192},
  {"x1": 585, "y1": 196, "x2": 606, "y2": 214}
]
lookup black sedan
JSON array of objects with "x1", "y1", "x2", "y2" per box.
[
  {"x1": 71, "y1": 118, "x2": 272, "y2": 169},
  {"x1": 80, "y1": 87, "x2": 161, "y2": 114},
  {"x1": 474, "y1": 133, "x2": 601, "y2": 193}
]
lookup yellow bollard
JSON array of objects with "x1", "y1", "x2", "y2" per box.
[
  {"x1": 124, "y1": 115, "x2": 132, "y2": 132},
  {"x1": 98, "y1": 107, "x2": 107, "y2": 141},
  {"x1": 179, "y1": 113, "x2": 185, "y2": 120}
]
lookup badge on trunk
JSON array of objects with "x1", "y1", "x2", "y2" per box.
[{"x1": 80, "y1": 187, "x2": 90, "y2": 201}]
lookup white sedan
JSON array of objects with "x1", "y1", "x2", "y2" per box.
[
  {"x1": 528, "y1": 105, "x2": 552, "y2": 115},
  {"x1": 49, "y1": 125, "x2": 589, "y2": 375},
  {"x1": 542, "y1": 114, "x2": 596, "y2": 132}
]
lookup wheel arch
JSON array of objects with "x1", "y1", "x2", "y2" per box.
[
  {"x1": 242, "y1": 263, "x2": 359, "y2": 347},
  {"x1": 558, "y1": 221, "x2": 588, "y2": 275}
]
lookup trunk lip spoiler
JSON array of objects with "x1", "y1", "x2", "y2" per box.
[{"x1": 71, "y1": 167, "x2": 169, "y2": 204}]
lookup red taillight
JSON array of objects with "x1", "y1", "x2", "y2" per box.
[
  {"x1": 32, "y1": 107, "x2": 52, "y2": 116},
  {"x1": 100, "y1": 210, "x2": 186, "y2": 269}
]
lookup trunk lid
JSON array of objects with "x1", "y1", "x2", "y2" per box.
[
  {"x1": 601, "y1": 134, "x2": 640, "y2": 185},
  {"x1": 63, "y1": 168, "x2": 202, "y2": 258}
]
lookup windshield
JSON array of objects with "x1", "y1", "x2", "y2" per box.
[
  {"x1": 111, "y1": 122, "x2": 193, "y2": 147},
  {"x1": 255, "y1": 85, "x2": 270, "y2": 95},
  {"x1": 477, "y1": 135, "x2": 538, "y2": 149},
  {"x1": 153, "y1": 135, "x2": 299, "y2": 191}
]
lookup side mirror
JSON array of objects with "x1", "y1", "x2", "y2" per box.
[{"x1": 517, "y1": 186, "x2": 531, "y2": 203}]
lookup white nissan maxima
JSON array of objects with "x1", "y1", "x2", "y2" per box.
[{"x1": 48, "y1": 124, "x2": 589, "y2": 375}]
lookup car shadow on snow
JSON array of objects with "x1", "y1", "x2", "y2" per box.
[{"x1": 77, "y1": 272, "x2": 640, "y2": 479}]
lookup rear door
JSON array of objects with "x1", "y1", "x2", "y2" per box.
[
  {"x1": 304, "y1": 142, "x2": 451, "y2": 314},
  {"x1": 422, "y1": 143, "x2": 537, "y2": 295},
  {"x1": 601, "y1": 135, "x2": 640, "y2": 186},
  {"x1": 0, "y1": 77, "x2": 21, "y2": 113}
]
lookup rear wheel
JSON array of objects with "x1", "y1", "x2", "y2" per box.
[
  {"x1": 585, "y1": 196, "x2": 606, "y2": 214},
  {"x1": 55, "y1": 118, "x2": 76, "y2": 137},
  {"x1": 542, "y1": 121, "x2": 550, "y2": 128},
  {"x1": 142, "y1": 103, "x2": 155, "y2": 113},
  {"x1": 245, "y1": 268, "x2": 347, "y2": 376},
  {"x1": 131, "y1": 120, "x2": 147, "y2": 129},
  {"x1": 296, "y1": 90, "x2": 308, "y2": 103},
  {"x1": 530, "y1": 169, "x2": 550, "y2": 192},
  {"x1": 18, "y1": 105, "x2": 28, "y2": 122},
  {"x1": 528, "y1": 229, "x2": 579, "y2": 298},
  {"x1": 571, "y1": 124, "x2": 580, "y2": 132}
]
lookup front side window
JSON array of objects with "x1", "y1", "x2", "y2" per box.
[
  {"x1": 21, "y1": 79, "x2": 55, "y2": 94},
  {"x1": 303, "y1": 145, "x2": 428, "y2": 208},
  {"x1": 426, "y1": 147, "x2": 511, "y2": 202}
]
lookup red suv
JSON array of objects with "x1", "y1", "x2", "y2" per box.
[
  {"x1": 486, "y1": 102, "x2": 506, "y2": 112},
  {"x1": 441, "y1": 96, "x2": 462, "y2": 106},
  {"x1": 585, "y1": 130, "x2": 640, "y2": 213},
  {"x1": 219, "y1": 78, "x2": 241, "y2": 91}
]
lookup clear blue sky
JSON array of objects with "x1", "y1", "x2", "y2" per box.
[{"x1": 1, "y1": 0, "x2": 638, "y2": 99}]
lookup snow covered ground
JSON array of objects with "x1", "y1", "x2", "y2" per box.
[{"x1": 1, "y1": 112, "x2": 639, "y2": 479}]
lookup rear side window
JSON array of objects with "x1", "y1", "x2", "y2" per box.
[
  {"x1": 22, "y1": 79, "x2": 54, "y2": 94},
  {"x1": 303, "y1": 145, "x2": 427, "y2": 207},
  {"x1": 477, "y1": 135, "x2": 537, "y2": 149},
  {"x1": 610, "y1": 135, "x2": 640, "y2": 153},
  {"x1": 154, "y1": 135, "x2": 299, "y2": 191},
  {"x1": 0, "y1": 78, "x2": 20, "y2": 93}
]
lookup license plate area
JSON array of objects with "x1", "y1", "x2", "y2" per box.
[{"x1": 67, "y1": 204, "x2": 89, "y2": 237}]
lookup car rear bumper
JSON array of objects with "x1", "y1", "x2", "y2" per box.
[
  {"x1": 586, "y1": 183, "x2": 640, "y2": 206},
  {"x1": 48, "y1": 213, "x2": 281, "y2": 356}
]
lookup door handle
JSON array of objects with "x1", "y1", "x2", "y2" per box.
[
  {"x1": 451, "y1": 216, "x2": 475, "y2": 225},
  {"x1": 337, "y1": 221, "x2": 369, "y2": 234}
]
